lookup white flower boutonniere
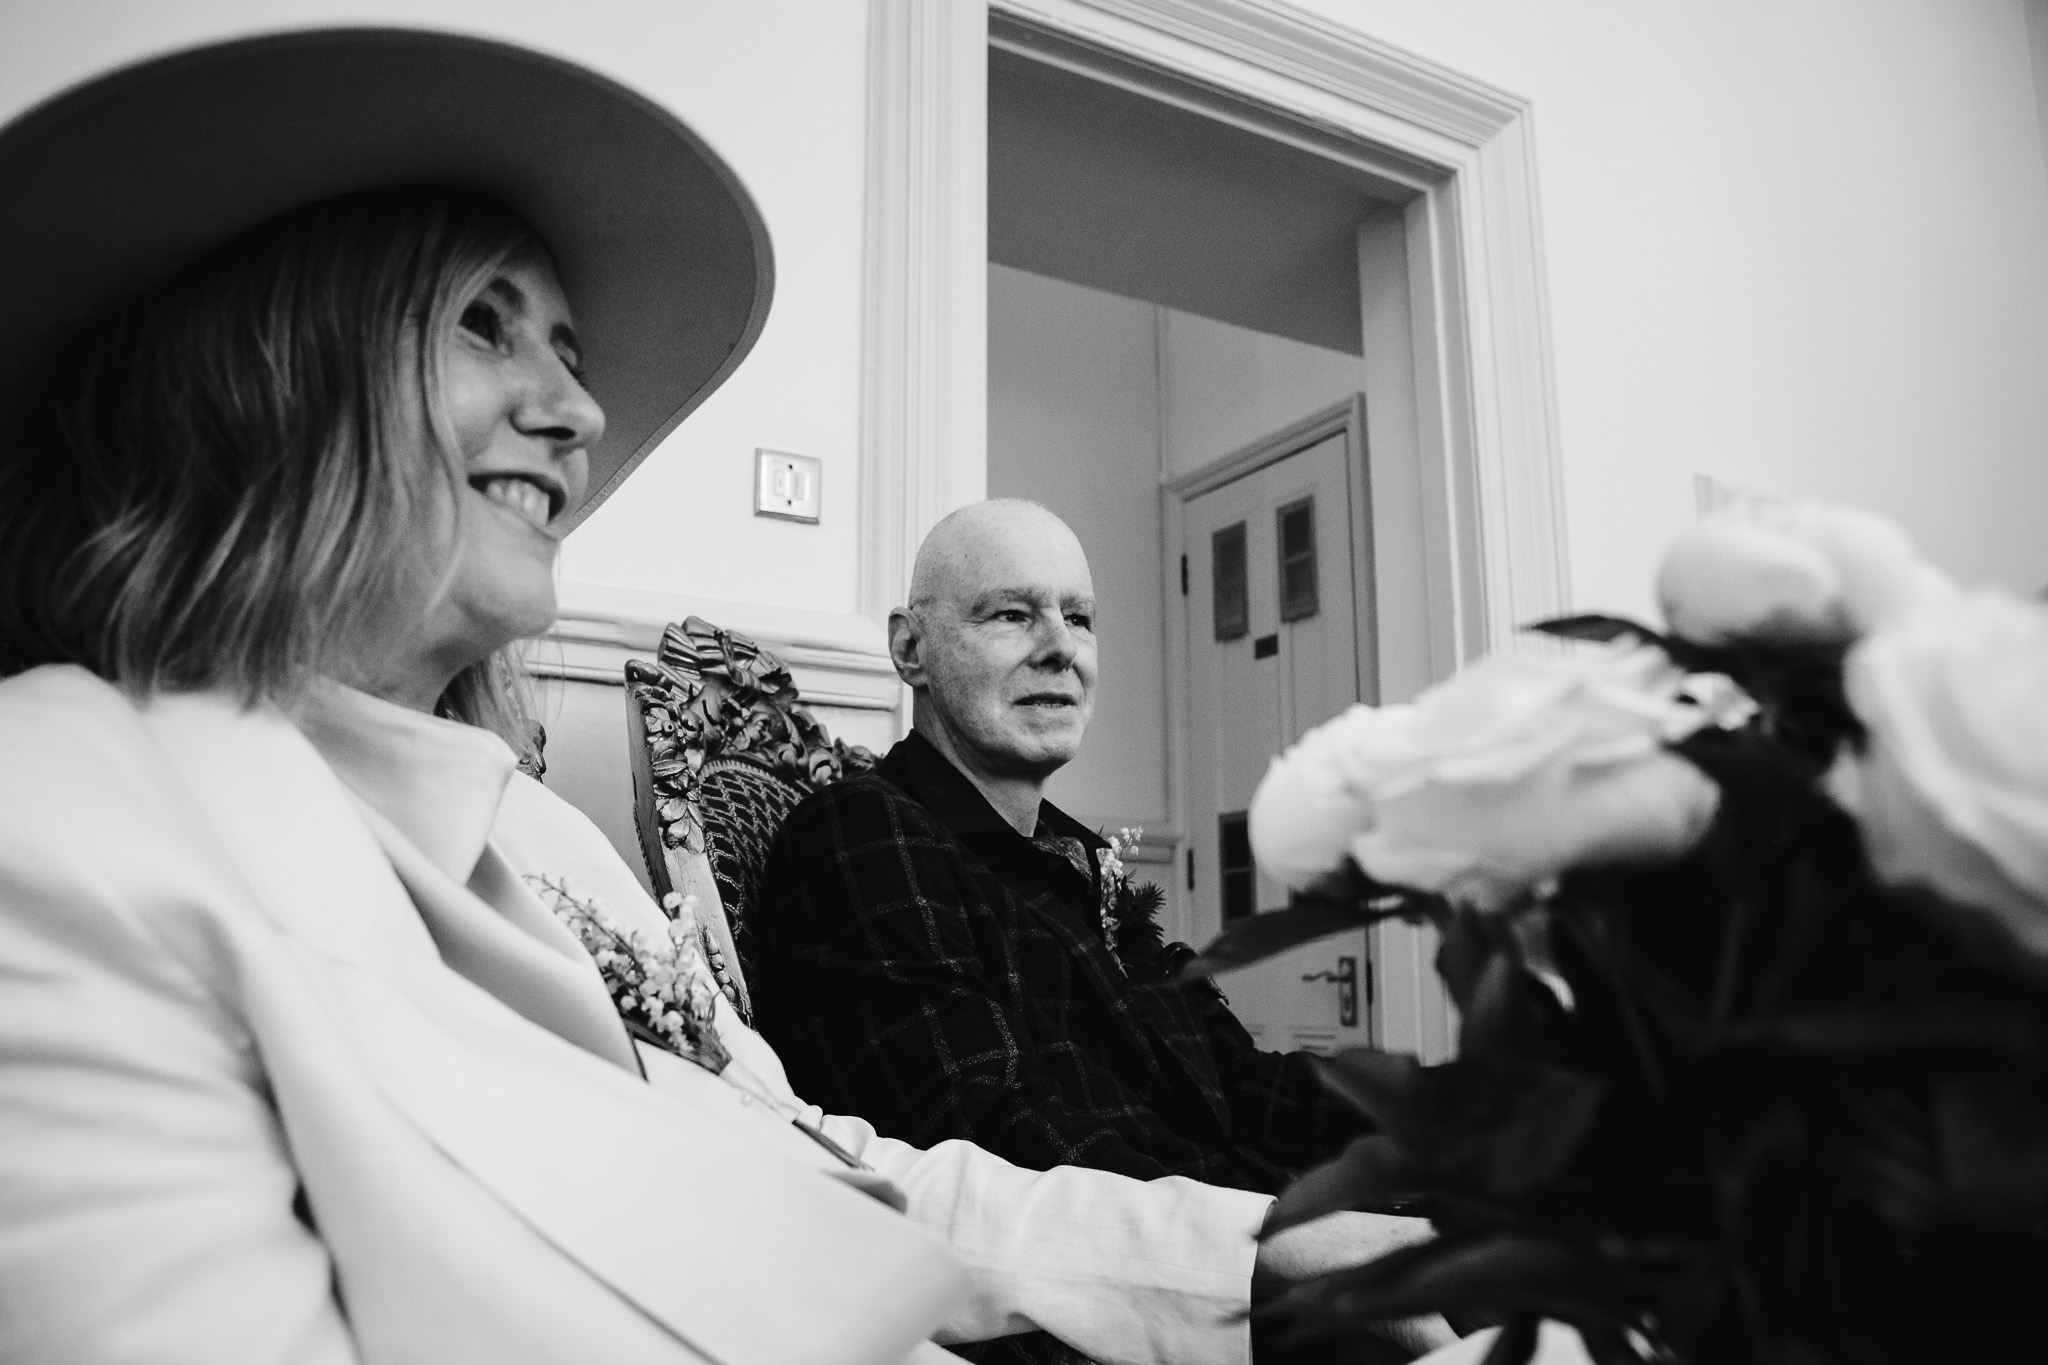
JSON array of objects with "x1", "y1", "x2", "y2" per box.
[
  {"x1": 1097, "y1": 825, "x2": 1142, "y2": 944},
  {"x1": 528, "y1": 875, "x2": 732, "y2": 1075}
]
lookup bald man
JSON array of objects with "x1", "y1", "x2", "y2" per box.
[{"x1": 751, "y1": 502, "x2": 1434, "y2": 1364}]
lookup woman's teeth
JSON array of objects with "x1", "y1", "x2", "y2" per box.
[{"x1": 480, "y1": 476, "x2": 552, "y2": 529}]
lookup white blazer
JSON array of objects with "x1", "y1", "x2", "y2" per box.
[
  {"x1": 492, "y1": 773, "x2": 1272, "y2": 1365},
  {"x1": 0, "y1": 668, "x2": 967, "y2": 1365}
]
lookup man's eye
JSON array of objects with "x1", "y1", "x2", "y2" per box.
[
  {"x1": 1066, "y1": 614, "x2": 1093, "y2": 631},
  {"x1": 458, "y1": 300, "x2": 503, "y2": 346}
]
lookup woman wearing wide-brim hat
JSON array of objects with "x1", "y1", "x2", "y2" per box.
[
  {"x1": 0, "y1": 29, "x2": 983, "y2": 1365},
  {"x1": 0, "y1": 26, "x2": 1333, "y2": 1365}
]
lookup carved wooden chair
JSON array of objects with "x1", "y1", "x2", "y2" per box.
[{"x1": 625, "y1": 616, "x2": 876, "y2": 1025}]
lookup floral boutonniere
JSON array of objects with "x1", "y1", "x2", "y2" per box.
[
  {"x1": 1096, "y1": 825, "x2": 1141, "y2": 942},
  {"x1": 1096, "y1": 827, "x2": 1172, "y2": 978},
  {"x1": 527, "y1": 875, "x2": 732, "y2": 1075}
]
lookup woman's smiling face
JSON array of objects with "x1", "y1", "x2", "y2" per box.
[{"x1": 412, "y1": 252, "x2": 603, "y2": 682}]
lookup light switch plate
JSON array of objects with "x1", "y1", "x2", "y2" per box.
[{"x1": 754, "y1": 449, "x2": 822, "y2": 524}]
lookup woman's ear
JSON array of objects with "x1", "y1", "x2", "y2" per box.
[{"x1": 887, "y1": 608, "x2": 927, "y2": 687}]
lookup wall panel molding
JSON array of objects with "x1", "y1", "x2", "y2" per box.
[{"x1": 535, "y1": 579, "x2": 898, "y2": 712}]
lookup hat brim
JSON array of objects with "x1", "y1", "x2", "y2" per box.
[{"x1": 0, "y1": 26, "x2": 772, "y2": 528}]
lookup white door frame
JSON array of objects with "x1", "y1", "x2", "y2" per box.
[
  {"x1": 862, "y1": 0, "x2": 1567, "y2": 1057},
  {"x1": 862, "y1": 0, "x2": 1569, "y2": 660}
]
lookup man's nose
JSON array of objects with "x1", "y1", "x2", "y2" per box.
[{"x1": 1032, "y1": 614, "x2": 1080, "y2": 667}]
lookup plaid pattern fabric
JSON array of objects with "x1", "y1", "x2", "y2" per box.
[{"x1": 750, "y1": 733, "x2": 1367, "y2": 1194}]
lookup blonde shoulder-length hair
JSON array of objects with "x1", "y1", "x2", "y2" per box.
[{"x1": 0, "y1": 186, "x2": 546, "y2": 757}]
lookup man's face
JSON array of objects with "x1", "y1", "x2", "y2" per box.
[{"x1": 904, "y1": 515, "x2": 1098, "y2": 781}]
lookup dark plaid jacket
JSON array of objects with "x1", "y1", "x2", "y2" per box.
[{"x1": 750, "y1": 731, "x2": 1366, "y2": 1194}]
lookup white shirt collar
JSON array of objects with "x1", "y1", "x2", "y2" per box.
[{"x1": 292, "y1": 683, "x2": 516, "y2": 885}]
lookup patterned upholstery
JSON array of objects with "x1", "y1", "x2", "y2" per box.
[
  {"x1": 625, "y1": 616, "x2": 875, "y2": 1024},
  {"x1": 696, "y1": 757, "x2": 810, "y2": 977}
]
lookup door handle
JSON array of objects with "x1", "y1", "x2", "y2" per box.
[{"x1": 1300, "y1": 956, "x2": 1359, "y2": 1028}]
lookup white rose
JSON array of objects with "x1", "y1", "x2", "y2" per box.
[
  {"x1": 1829, "y1": 588, "x2": 2048, "y2": 968},
  {"x1": 1249, "y1": 644, "x2": 1722, "y2": 911},
  {"x1": 1245, "y1": 704, "x2": 1383, "y2": 890},
  {"x1": 1657, "y1": 502, "x2": 1953, "y2": 647}
]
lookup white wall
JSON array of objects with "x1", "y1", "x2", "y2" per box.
[
  {"x1": 989, "y1": 266, "x2": 1166, "y2": 830},
  {"x1": 1159, "y1": 307, "x2": 1373, "y2": 478},
  {"x1": 1290, "y1": 0, "x2": 2048, "y2": 617},
  {"x1": 988, "y1": 263, "x2": 1366, "y2": 832},
  {"x1": 550, "y1": 3, "x2": 872, "y2": 623}
]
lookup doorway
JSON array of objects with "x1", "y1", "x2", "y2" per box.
[
  {"x1": 969, "y1": 2, "x2": 1565, "y2": 1064},
  {"x1": 986, "y1": 28, "x2": 1406, "y2": 1051},
  {"x1": 987, "y1": 20, "x2": 1411, "y2": 1049},
  {"x1": 1175, "y1": 399, "x2": 1375, "y2": 1051}
]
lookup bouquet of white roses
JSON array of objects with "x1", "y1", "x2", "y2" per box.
[{"x1": 1202, "y1": 503, "x2": 2048, "y2": 1364}]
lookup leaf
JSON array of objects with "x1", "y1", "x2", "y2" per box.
[
  {"x1": 1935, "y1": 1073, "x2": 2048, "y2": 1221},
  {"x1": 1719, "y1": 1003, "x2": 2043, "y2": 1057},
  {"x1": 1264, "y1": 1135, "x2": 1422, "y2": 1235},
  {"x1": 1575, "y1": 1321, "x2": 1651, "y2": 1365},
  {"x1": 1185, "y1": 863, "x2": 1447, "y2": 979},
  {"x1": 1481, "y1": 1314, "x2": 1541, "y2": 1365},
  {"x1": 1459, "y1": 950, "x2": 1543, "y2": 1060},
  {"x1": 1311, "y1": 1052, "x2": 1605, "y2": 1198},
  {"x1": 1308, "y1": 1049, "x2": 1422, "y2": 1127},
  {"x1": 1508, "y1": 908, "x2": 1576, "y2": 1013},
  {"x1": 1466, "y1": 1072, "x2": 1604, "y2": 1197},
  {"x1": 1259, "y1": 1233, "x2": 1640, "y2": 1344},
  {"x1": 1526, "y1": 614, "x2": 1668, "y2": 648},
  {"x1": 1183, "y1": 901, "x2": 1388, "y2": 978},
  {"x1": 1435, "y1": 905, "x2": 1505, "y2": 1015}
]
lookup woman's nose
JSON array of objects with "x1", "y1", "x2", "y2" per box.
[{"x1": 516, "y1": 354, "x2": 606, "y2": 454}]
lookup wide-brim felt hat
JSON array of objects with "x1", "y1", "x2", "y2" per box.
[{"x1": 0, "y1": 26, "x2": 772, "y2": 529}]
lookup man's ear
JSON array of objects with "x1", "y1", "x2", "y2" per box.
[{"x1": 887, "y1": 608, "x2": 927, "y2": 687}]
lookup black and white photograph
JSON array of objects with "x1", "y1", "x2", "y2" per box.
[{"x1": 4, "y1": 3, "x2": 2048, "y2": 1362}]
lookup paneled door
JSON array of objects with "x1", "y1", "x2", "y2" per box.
[{"x1": 1181, "y1": 419, "x2": 1372, "y2": 1054}]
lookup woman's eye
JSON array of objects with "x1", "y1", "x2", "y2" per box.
[{"x1": 458, "y1": 300, "x2": 503, "y2": 346}]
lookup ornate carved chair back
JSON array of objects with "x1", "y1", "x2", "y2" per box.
[{"x1": 625, "y1": 616, "x2": 876, "y2": 1026}]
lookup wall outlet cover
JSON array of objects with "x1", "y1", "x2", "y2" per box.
[{"x1": 755, "y1": 449, "x2": 822, "y2": 523}]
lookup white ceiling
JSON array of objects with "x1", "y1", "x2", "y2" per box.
[{"x1": 988, "y1": 47, "x2": 1409, "y2": 357}]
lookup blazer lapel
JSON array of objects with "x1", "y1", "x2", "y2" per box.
[
  {"x1": 142, "y1": 695, "x2": 968, "y2": 1365},
  {"x1": 358, "y1": 801, "x2": 643, "y2": 1075}
]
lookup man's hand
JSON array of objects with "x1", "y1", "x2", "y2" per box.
[
  {"x1": 1252, "y1": 1210, "x2": 1459, "y2": 1356},
  {"x1": 1252, "y1": 1208, "x2": 1433, "y2": 1289}
]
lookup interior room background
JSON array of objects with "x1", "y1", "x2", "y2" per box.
[{"x1": 13, "y1": 0, "x2": 2048, "y2": 1048}]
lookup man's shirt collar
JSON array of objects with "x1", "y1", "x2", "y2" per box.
[{"x1": 883, "y1": 729, "x2": 1106, "y2": 854}]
